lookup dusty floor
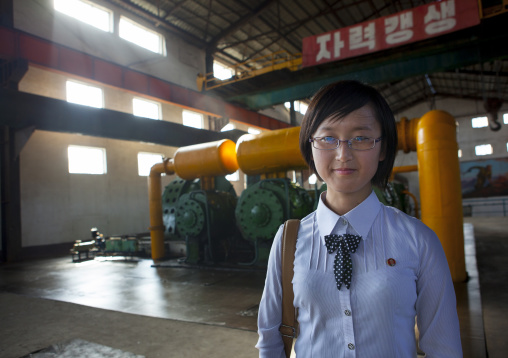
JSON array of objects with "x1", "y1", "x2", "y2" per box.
[{"x1": 0, "y1": 216, "x2": 506, "y2": 358}]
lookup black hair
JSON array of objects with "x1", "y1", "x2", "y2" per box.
[{"x1": 299, "y1": 80, "x2": 397, "y2": 189}]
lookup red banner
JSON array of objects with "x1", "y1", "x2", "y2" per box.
[{"x1": 302, "y1": 0, "x2": 480, "y2": 68}]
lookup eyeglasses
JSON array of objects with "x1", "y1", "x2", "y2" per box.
[{"x1": 309, "y1": 136, "x2": 382, "y2": 151}]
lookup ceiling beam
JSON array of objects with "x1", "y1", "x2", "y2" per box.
[
  {"x1": 0, "y1": 90, "x2": 245, "y2": 147},
  {"x1": 206, "y1": 0, "x2": 278, "y2": 52}
]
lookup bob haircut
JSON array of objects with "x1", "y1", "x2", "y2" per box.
[{"x1": 299, "y1": 80, "x2": 397, "y2": 189}]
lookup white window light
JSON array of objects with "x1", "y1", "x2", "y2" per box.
[
  {"x1": 119, "y1": 16, "x2": 165, "y2": 55},
  {"x1": 133, "y1": 98, "x2": 161, "y2": 120},
  {"x1": 299, "y1": 102, "x2": 309, "y2": 114},
  {"x1": 138, "y1": 152, "x2": 163, "y2": 176},
  {"x1": 54, "y1": 0, "x2": 112, "y2": 32},
  {"x1": 475, "y1": 144, "x2": 493, "y2": 156},
  {"x1": 226, "y1": 170, "x2": 239, "y2": 182},
  {"x1": 214, "y1": 62, "x2": 233, "y2": 80},
  {"x1": 221, "y1": 123, "x2": 235, "y2": 132},
  {"x1": 284, "y1": 101, "x2": 308, "y2": 115},
  {"x1": 308, "y1": 174, "x2": 317, "y2": 185},
  {"x1": 66, "y1": 80, "x2": 103, "y2": 108},
  {"x1": 68, "y1": 145, "x2": 107, "y2": 174},
  {"x1": 504, "y1": 113, "x2": 508, "y2": 124},
  {"x1": 248, "y1": 127, "x2": 261, "y2": 135},
  {"x1": 182, "y1": 110, "x2": 204, "y2": 129},
  {"x1": 471, "y1": 116, "x2": 488, "y2": 128},
  {"x1": 458, "y1": 149, "x2": 462, "y2": 158}
]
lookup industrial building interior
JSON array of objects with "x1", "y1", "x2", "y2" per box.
[{"x1": 1, "y1": 0, "x2": 507, "y2": 357}]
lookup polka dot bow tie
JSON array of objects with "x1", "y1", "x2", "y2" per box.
[{"x1": 324, "y1": 234, "x2": 362, "y2": 290}]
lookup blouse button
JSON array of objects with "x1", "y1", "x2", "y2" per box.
[
  {"x1": 344, "y1": 309, "x2": 351, "y2": 316},
  {"x1": 348, "y1": 343, "x2": 355, "y2": 350}
]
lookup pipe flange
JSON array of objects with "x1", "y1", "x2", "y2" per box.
[
  {"x1": 236, "y1": 187, "x2": 284, "y2": 241},
  {"x1": 175, "y1": 196, "x2": 205, "y2": 237}
]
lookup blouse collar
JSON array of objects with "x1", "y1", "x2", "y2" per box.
[{"x1": 316, "y1": 190, "x2": 382, "y2": 243}]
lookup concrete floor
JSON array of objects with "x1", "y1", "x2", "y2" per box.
[{"x1": 0, "y1": 216, "x2": 506, "y2": 358}]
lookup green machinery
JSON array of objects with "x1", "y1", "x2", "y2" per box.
[
  {"x1": 162, "y1": 176, "x2": 238, "y2": 264},
  {"x1": 235, "y1": 178, "x2": 314, "y2": 264}
]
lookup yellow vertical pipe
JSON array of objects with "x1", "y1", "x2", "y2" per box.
[
  {"x1": 148, "y1": 158, "x2": 175, "y2": 260},
  {"x1": 416, "y1": 110, "x2": 466, "y2": 282}
]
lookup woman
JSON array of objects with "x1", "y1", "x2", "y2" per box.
[{"x1": 256, "y1": 80, "x2": 462, "y2": 357}]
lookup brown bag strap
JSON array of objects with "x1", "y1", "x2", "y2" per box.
[{"x1": 279, "y1": 219, "x2": 300, "y2": 358}]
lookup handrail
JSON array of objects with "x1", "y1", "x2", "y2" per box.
[{"x1": 197, "y1": 51, "x2": 302, "y2": 91}]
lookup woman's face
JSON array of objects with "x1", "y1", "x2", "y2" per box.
[{"x1": 311, "y1": 104, "x2": 385, "y2": 209}]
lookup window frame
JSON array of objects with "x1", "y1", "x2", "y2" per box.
[
  {"x1": 119, "y1": 16, "x2": 166, "y2": 55},
  {"x1": 474, "y1": 144, "x2": 493, "y2": 156},
  {"x1": 133, "y1": 97, "x2": 161, "y2": 120},
  {"x1": 182, "y1": 110, "x2": 204, "y2": 129},
  {"x1": 68, "y1": 145, "x2": 107, "y2": 175},
  {"x1": 137, "y1": 152, "x2": 164, "y2": 176},
  {"x1": 66, "y1": 80, "x2": 104, "y2": 109},
  {"x1": 471, "y1": 116, "x2": 488, "y2": 128},
  {"x1": 54, "y1": 0, "x2": 113, "y2": 33}
]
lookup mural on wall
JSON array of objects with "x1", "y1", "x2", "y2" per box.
[{"x1": 460, "y1": 158, "x2": 508, "y2": 198}]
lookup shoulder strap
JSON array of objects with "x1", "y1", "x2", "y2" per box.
[{"x1": 279, "y1": 219, "x2": 300, "y2": 358}]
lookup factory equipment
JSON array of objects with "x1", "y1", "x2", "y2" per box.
[
  {"x1": 148, "y1": 139, "x2": 239, "y2": 261},
  {"x1": 161, "y1": 176, "x2": 238, "y2": 264},
  {"x1": 234, "y1": 127, "x2": 314, "y2": 264},
  {"x1": 235, "y1": 178, "x2": 313, "y2": 264}
]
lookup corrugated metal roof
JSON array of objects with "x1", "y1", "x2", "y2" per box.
[{"x1": 107, "y1": 0, "x2": 508, "y2": 115}]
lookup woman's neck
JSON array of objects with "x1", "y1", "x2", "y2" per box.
[{"x1": 323, "y1": 188, "x2": 372, "y2": 216}]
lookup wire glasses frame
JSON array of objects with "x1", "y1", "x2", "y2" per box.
[{"x1": 309, "y1": 136, "x2": 383, "y2": 151}]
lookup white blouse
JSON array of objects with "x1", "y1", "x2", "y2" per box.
[{"x1": 256, "y1": 191, "x2": 462, "y2": 357}]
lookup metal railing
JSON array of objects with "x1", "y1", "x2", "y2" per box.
[
  {"x1": 196, "y1": 51, "x2": 302, "y2": 91},
  {"x1": 462, "y1": 197, "x2": 508, "y2": 217}
]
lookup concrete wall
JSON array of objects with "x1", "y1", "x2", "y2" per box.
[
  {"x1": 17, "y1": 64, "x2": 252, "y2": 247},
  {"x1": 20, "y1": 130, "x2": 177, "y2": 246}
]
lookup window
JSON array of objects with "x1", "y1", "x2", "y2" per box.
[
  {"x1": 182, "y1": 110, "x2": 204, "y2": 129},
  {"x1": 471, "y1": 116, "x2": 488, "y2": 128},
  {"x1": 248, "y1": 127, "x2": 261, "y2": 135},
  {"x1": 54, "y1": 0, "x2": 112, "y2": 32},
  {"x1": 308, "y1": 174, "x2": 317, "y2": 185},
  {"x1": 214, "y1": 62, "x2": 233, "y2": 80},
  {"x1": 66, "y1": 80, "x2": 103, "y2": 108},
  {"x1": 458, "y1": 149, "x2": 462, "y2": 158},
  {"x1": 284, "y1": 101, "x2": 308, "y2": 115},
  {"x1": 133, "y1": 98, "x2": 161, "y2": 120},
  {"x1": 119, "y1": 17, "x2": 165, "y2": 55},
  {"x1": 221, "y1": 123, "x2": 235, "y2": 132},
  {"x1": 68, "y1": 146, "x2": 107, "y2": 174},
  {"x1": 138, "y1": 152, "x2": 163, "y2": 176},
  {"x1": 504, "y1": 113, "x2": 508, "y2": 124},
  {"x1": 226, "y1": 171, "x2": 239, "y2": 182},
  {"x1": 475, "y1": 144, "x2": 493, "y2": 156}
]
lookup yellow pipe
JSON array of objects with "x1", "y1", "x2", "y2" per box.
[
  {"x1": 148, "y1": 139, "x2": 238, "y2": 260},
  {"x1": 236, "y1": 126, "x2": 307, "y2": 176},
  {"x1": 174, "y1": 139, "x2": 238, "y2": 179},
  {"x1": 397, "y1": 117, "x2": 419, "y2": 153},
  {"x1": 392, "y1": 165, "x2": 418, "y2": 174},
  {"x1": 148, "y1": 158, "x2": 176, "y2": 260},
  {"x1": 390, "y1": 164, "x2": 418, "y2": 181},
  {"x1": 416, "y1": 110, "x2": 466, "y2": 282}
]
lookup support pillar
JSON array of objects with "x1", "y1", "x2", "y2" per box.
[{"x1": 1, "y1": 126, "x2": 22, "y2": 262}]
